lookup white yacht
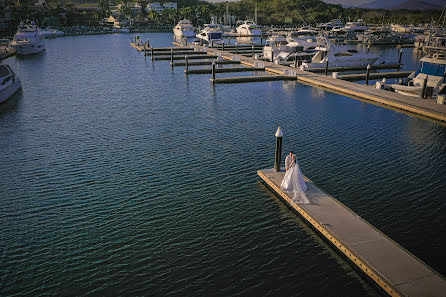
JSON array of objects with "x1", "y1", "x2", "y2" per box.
[
  {"x1": 344, "y1": 20, "x2": 368, "y2": 33},
  {"x1": 286, "y1": 33, "x2": 318, "y2": 50},
  {"x1": 173, "y1": 19, "x2": 195, "y2": 38},
  {"x1": 236, "y1": 20, "x2": 262, "y2": 36},
  {"x1": 319, "y1": 19, "x2": 343, "y2": 31},
  {"x1": 10, "y1": 20, "x2": 45, "y2": 55},
  {"x1": 301, "y1": 37, "x2": 379, "y2": 69},
  {"x1": 264, "y1": 35, "x2": 316, "y2": 64},
  {"x1": 196, "y1": 24, "x2": 224, "y2": 45},
  {"x1": 39, "y1": 27, "x2": 64, "y2": 38},
  {"x1": 391, "y1": 54, "x2": 446, "y2": 98},
  {"x1": 0, "y1": 64, "x2": 21, "y2": 104},
  {"x1": 263, "y1": 35, "x2": 288, "y2": 61}
]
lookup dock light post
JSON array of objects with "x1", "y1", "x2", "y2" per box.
[
  {"x1": 185, "y1": 55, "x2": 189, "y2": 74},
  {"x1": 235, "y1": 42, "x2": 238, "y2": 54},
  {"x1": 212, "y1": 61, "x2": 216, "y2": 82},
  {"x1": 260, "y1": 36, "x2": 263, "y2": 44},
  {"x1": 170, "y1": 49, "x2": 174, "y2": 68},
  {"x1": 251, "y1": 45, "x2": 254, "y2": 57},
  {"x1": 325, "y1": 58, "x2": 329, "y2": 76},
  {"x1": 365, "y1": 64, "x2": 371, "y2": 85},
  {"x1": 398, "y1": 49, "x2": 403, "y2": 71},
  {"x1": 274, "y1": 126, "x2": 283, "y2": 172},
  {"x1": 222, "y1": 42, "x2": 225, "y2": 51}
]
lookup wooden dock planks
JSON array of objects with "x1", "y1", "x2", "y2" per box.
[
  {"x1": 184, "y1": 66, "x2": 265, "y2": 74},
  {"x1": 258, "y1": 168, "x2": 446, "y2": 297}
]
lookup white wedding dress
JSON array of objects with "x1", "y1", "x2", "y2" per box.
[{"x1": 281, "y1": 156, "x2": 310, "y2": 204}]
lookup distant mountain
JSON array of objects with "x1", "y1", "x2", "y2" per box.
[
  {"x1": 323, "y1": 0, "x2": 445, "y2": 9},
  {"x1": 358, "y1": 0, "x2": 444, "y2": 9}
]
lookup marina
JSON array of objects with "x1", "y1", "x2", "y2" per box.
[
  {"x1": 137, "y1": 41, "x2": 446, "y2": 123},
  {"x1": 1, "y1": 0, "x2": 446, "y2": 294},
  {"x1": 1, "y1": 31, "x2": 445, "y2": 297}
]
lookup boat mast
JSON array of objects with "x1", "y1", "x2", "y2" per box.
[{"x1": 254, "y1": 4, "x2": 258, "y2": 24}]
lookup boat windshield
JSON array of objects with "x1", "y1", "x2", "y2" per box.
[
  {"x1": 418, "y1": 62, "x2": 446, "y2": 77},
  {"x1": 209, "y1": 32, "x2": 222, "y2": 40},
  {"x1": 0, "y1": 65, "x2": 11, "y2": 79}
]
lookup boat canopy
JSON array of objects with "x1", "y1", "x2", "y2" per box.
[{"x1": 417, "y1": 61, "x2": 446, "y2": 77}]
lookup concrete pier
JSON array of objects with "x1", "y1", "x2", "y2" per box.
[{"x1": 258, "y1": 168, "x2": 446, "y2": 297}]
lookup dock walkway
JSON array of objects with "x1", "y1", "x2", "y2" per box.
[{"x1": 258, "y1": 168, "x2": 446, "y2": 297}]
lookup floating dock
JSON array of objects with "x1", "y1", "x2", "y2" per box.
[
  {"x1": 258, "y1": 168, "x2": 446, "y2": 297},
  {"x1": 338, "y1": 71, "x2": 413, "y2": 81},
  {"x1": 184, "y1": 66, "x2": 265, "y2": 74},
  {"x1": 307, "y1": 64, "x2": 403, "y2": 73},
  {"x1": 211, "y1": 75, "x2": 295, "y2": 84}
]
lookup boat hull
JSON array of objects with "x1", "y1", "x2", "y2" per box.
[
  {"x1": 11, "y1": 41, "x2": 45, "y2": 55},
  {"x1": 0, "y1": 78, "x2": 21, "y2": 104},
  {"x1": 303, "y1": 57, "x2": 379, "y2": 69}
]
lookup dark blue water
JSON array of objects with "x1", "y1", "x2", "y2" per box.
[{"x1": 1, "y1": 33, "x2": 445, "y2": 296}]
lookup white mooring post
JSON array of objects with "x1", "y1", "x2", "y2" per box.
[{"x1": 274, "y1": 126, "x2": 283, "y2": 172}]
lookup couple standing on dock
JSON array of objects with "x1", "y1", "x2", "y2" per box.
[{"x1": 281, "y1": 151, "x2": 310, "y2": 204}]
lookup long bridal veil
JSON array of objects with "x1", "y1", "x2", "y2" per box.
[{"x1": 281, "y1": 161, "x2": 310, "y2": 204}]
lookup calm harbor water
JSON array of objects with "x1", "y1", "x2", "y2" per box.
[{"x1": 0, "y1": 33, "x2": 445, "y2": 296}]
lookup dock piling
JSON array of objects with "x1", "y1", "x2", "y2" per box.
[
  {"x1": 274, "y1": 126, "x2": 283, "y2": 172},
  {"x1": 235, "y1": 43, "x2": 238, "y2": 54},
  {"x1": 212, "y1": 61, "x2": 216, "y2": 82},
  {"x1": 151, "y1": 47, "x2": 154, "y2": 61},
  {"x1": 421, "y1": 76, "x2": 428, "y2": 99},
  {"x1": 170, "y1": 49, "x2": 174, "y2": 68},
  {"x1": 365, "y1": 64, "x2": 371, "y2": 85},
  {"x1": 325, "y1": 58, "x2": 329, "y2": 76},
  {"x1": 185, "y1": 55, "x2": 189, "y2": 74},
  {"x1": 398, "y1": 49, "x2": 403, "y2": 71}
]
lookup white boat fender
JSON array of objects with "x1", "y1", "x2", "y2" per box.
[{"x1": 433, "y1": 53, "x2": 439, "y2": 59}]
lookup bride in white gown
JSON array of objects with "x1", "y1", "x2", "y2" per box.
[{"x1": 281, "y1": 152, "x2": 310, "y2": 204}]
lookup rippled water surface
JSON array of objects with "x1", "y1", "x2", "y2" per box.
[{"x1": 1, "y1": 34, "x2": 445, "y2": 296}]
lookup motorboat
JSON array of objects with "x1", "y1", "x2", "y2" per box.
[
  {"x1": 301, "y1": 37, "x2": 379, "y2": 69},
  {"x1": 0, "y1": 64, "x2": 21, "y2": 104},
  {"x1": 391, "y1": 53, "x2": 446, "y2": 98},
  {"x1": 118, "y1": 27, "x2": 130, "y2": 33},
  {"x1": 263, "y1": 35, "x2": 288, "y2": 61},
  {"x1": 236, "y1": 20, "x2": 262, "y2": 36},
  {"x1": 196, "y1": 24, "x2": 224, "y2": 45},
  {"x1": 344, "y1": 20, "x2": 368, "y2": 33},
  {"x1": 173, "y1": 19, "x2": 195, "y2": 38},
  {"x1": 10, "y1": 20, "x2": 45, "y2": 55},
  {"x1": 319, "y1": 19, "x2": 343, "y2": 31},
  {"x1": 39, "y1": 27, "x2": 65, "y2": 38},
  {"x1": 263, "y1": 35, "x2": 317, "y2": 64},
  {"x1": 357, "y1": 28, "x2": 405, "y2": 45},
  {"x1": 286, "y1": 28, "x2": 317, "y2": 43},
  {"x1": 285, "y1": 34, "x2": 318, "y2": 51}
]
